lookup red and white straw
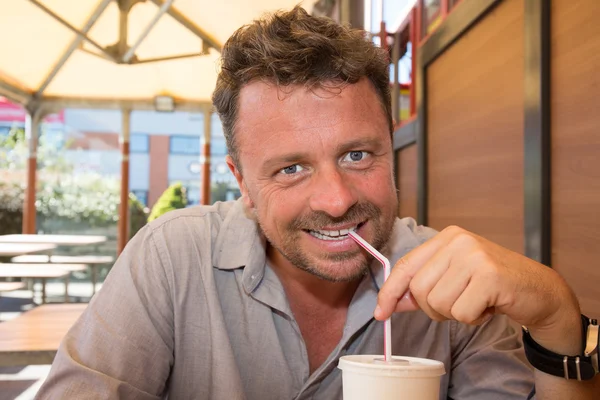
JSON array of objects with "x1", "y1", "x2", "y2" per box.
[{"x1": 348, "y1": 230, "x2": 392, "y2": 362}]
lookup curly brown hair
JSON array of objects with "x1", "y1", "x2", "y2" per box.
[{"x1": 212, "y1": 5, "x2": 392, "y2": 166}]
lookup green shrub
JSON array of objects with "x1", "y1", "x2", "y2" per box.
[
  {"x1": 0, "y1": 182, "x2": 24, "y2": 234},
  {"x1": 1, "y1": 126, "x2": 148, "y2": 237},
  {"x1": 0, "y1": 180, "x2": 148, "y2": 238},
  {"x1": 147, "y1": 182, "x2": 188, "y2": 222}
]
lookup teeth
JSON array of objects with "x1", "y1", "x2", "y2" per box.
[{"x1": 309, "y1": 225, "x2": 358, "y2": 240}]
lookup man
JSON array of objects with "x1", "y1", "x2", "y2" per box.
[{"x1": 37, "y1": 6, "x2": 598, "y2": 399}]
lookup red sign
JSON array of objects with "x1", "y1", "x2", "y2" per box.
[{"x1": 0, "y1": 97, "x2": 64, "y2": 123}]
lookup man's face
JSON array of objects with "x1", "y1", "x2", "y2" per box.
[{"x1": 228, "y1": 79, "x2": 398, "y2": 282}]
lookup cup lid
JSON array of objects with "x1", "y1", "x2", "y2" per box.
[{"x1": 338, "y1": 355, "x2": 446, "y2": 378}]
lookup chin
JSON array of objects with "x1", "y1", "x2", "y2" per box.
[{"x1": 303, "y1": 260, "x2": 369, "y2": 283}]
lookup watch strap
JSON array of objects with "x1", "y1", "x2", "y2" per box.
[{"x1": 522, "y1": 315, "x2": 596, "y2": 381}]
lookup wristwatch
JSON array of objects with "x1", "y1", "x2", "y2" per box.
[{"x1": 522, "y1": 314, "x2": 599, "y2": 381}]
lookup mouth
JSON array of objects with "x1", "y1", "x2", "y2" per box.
[{"x1": 305, "y1": 221, "x2": 366, "y2": 241}]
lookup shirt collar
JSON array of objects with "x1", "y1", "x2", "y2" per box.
[{"x1": 212, "y1": 199, "x2": 267, "y2": 293}]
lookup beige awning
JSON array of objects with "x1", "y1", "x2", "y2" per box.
[{"x1": 0, "y1": 0, "x2": 316, "y2": 112}]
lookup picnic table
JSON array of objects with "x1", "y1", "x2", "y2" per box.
[
  {"x1": 0, "y1": 264, "x2": 87, "y2": 303},
  {"x1": 0, "y1": 234, "x2": 110, "y2": 297},
  {"x1": 0, "y1": 234, "x2": 107, "y2": 246},
  {"x1": 0, "y1": 243, "x2": 56, "y2": 257},
  {"x1": 0, "y1": 304, "x2": 87, "y2": 366},
  {"x1": 11, "y1": 255, "x2": 114, "y2": 296}
]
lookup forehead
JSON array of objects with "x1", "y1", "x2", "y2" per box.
[{"x1": 235, "y1": 79, "x2": 389, "y2": 149}]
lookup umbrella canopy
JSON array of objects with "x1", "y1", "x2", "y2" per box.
[{"x1": 0, "y1": 0, "x2": 316, "y2": 111}]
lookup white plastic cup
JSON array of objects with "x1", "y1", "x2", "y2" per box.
[{"x1": 338, "y1": 355, "x2": 446, "y2": 400}]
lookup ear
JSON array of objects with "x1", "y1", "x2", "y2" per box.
[{"x1": 226, "y1": 155, "x2": 255, "y2": 210}]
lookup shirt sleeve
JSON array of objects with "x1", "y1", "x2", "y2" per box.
[
  {"x1": 448, "y1": 315, "x2": 536, "y2": 399},
  {"x1": 35, "y1": 225, "x2": 175, "y2": 399}
]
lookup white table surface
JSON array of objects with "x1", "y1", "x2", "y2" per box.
[
  {"x1": 0, "y1": 243, "x2": 57, "y2": 257},
  {"x1": 0, "y1": 234, "x2": 107, "y2": 246}
]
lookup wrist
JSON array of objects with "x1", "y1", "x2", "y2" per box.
[
  {"x1": 526, "y1": 286, "x2": 582, "y2": 355},
  {"x1": 528, "y1": 309, "x2": 583, "y2": 356}
]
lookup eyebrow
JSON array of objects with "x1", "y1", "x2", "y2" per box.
[
  {"x1": 261, "y1": 136, "x2": 385, "y2": 172},
  {"x1": 261, "y1": 152, "x2": 308, "y2": 172},
  {"x1": 336, "y1": 137, "x2": 384, "y2": 154}
]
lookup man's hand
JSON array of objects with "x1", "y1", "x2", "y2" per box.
[{"x1": 375, "y1": 226, "x2": 582, "y2": 354}]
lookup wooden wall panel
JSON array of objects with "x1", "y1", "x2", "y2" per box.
[
  {"x1": 396, "y1": 144, "x2": 418, "y2": 220},
  {"x1": 426, "y1": 0, "x2": 524, "y2": 253},
  {"x1": 551, "y1": 0, "x2": 600, "y2": 315}
]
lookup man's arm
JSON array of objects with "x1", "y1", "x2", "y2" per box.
[
  {"x1": 36, "y1": 226, "x2": 174, "y2": 399},
  {"x1": 375, "y1": 225, "x2": 599, "y2": 399}
]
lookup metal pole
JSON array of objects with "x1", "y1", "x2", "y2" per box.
[
  {"x1": 148, "y1": 0, "x2": 222, "y2": 51},
  {"x1": 28, "y1": 0, "x2": 115, "y2": 62},
  {"x1": 340, "y1": 0, "x2": 351, "y2": 24},
  {"x1": 22, "y1": 110, "x2": 40, "y2": 234},
  {"x1": 35, "y1": 0, "x2": 112, "y2": 96},
  {"x1": 118, "y1": 3, "x2": 129, "y2": 57},
  {"x1": 123, "y1": 0, "x2": 174, "y2": 63},
  {"x1": 410, "y1": 7, "x2": 417, "y2": 116},
  {"x1": 117, "y1": 109, "x2": 131, "y2": 255},
  {"x1": 201, "y1": 109, "x2": 211, "y2": 205},
  {"x1": 391, "y1": 32, "x2": 400, "y2": 125}
]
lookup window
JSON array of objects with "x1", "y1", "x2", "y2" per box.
[
  {"x1": 130, "y1": 134, "x2": 149, "y2": 153},
  {"x1": 131, "y1": 190, "x2": 148, "y2": 206},
  {"x1": 170, "y1": 136, "x2": 200, "y2": 155},
  {"x1": 422, "y1": 0, "x2": 442, "y2": 36},
  {"x1": 211, "y1": 138, "x2": 227, "y2": 156}
]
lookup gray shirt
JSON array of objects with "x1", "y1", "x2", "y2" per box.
[{"x1": 37, "y1": 199, "x2": 535, "y2": 399}]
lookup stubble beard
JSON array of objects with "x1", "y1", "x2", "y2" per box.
[{"x1": 256, "y1": 202, "x2": 395, "y2": 282}]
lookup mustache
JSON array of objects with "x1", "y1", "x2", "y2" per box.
[{"x1": 289, "y1": 202, "x2": 381, "y2": 231}]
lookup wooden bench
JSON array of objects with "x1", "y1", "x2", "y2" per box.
[
  {"x1": 0, "y1": 303, "x2": 87, "y2": 366},
  {"x1": 0, "y1": 264, "x2": 87, "y2": 303},
  {"x1": 11, "y1": 255, "x2": 114, "y2": 295}
]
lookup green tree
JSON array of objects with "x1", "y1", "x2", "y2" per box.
[
  {"x1": 147, "y1": 182, "x2": 188, "y2": 222},
  {"x1": 0, "y1": 126, "x2": 73, "y2": 173}
]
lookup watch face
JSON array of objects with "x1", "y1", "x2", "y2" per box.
[
  {"x1": 585, "y1": 320, "x2": 598, "y2": 359},
  {"x1": 588, "y1": 320, "x2": 600, "y2": 374}
]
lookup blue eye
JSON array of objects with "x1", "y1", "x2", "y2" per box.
[
  {"x1": 343, "y1": 151, "x2": 367, "y2": 162},
  {"x1": 280, "y1": 164, "x2": 305, "y2": 175}
]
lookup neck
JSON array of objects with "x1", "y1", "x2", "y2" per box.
[{"x1": 267, "y1": 245, "x2": 361, "y2": 311}]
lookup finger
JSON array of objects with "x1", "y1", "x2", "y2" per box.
[
  {"x1": 393, "y1": 290, "x2": 420, "y2": 314},
  {"x1": 375, "y1": 256, "x2": 414, "y2": 320},
  {"x1": 378, "y1": 238, "x2": 454, "y2": 320},
  {"x1": 424, "y1": 254, "x2": 472, "y2": 320},
  {"x1": 397, "y1": 225, "x2": 473, "y2": 277},
  {"x1": 450, "y1": 277, "x2": 496, "y2": 325},
  {"x1": 376, "y1": 226, "x2": 472, "y2": 320},
  {"x1": 408, "y1": 244, "x2": 457, "y2": 322}
]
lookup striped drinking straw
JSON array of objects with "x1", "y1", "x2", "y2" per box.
[{"x1": 348, "y1": 230, "x2": 392, "y2": 363}]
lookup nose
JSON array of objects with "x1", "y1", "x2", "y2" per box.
[{"x1": 308, "y1": 167, "x2": 358, "y2": 218}]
